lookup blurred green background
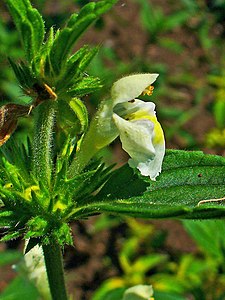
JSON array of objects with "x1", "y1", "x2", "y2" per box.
[{"x1": 0, "y1": 0, "x2": 225, "y2": 299}]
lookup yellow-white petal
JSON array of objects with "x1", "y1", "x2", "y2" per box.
[
  {"x1": 71, "y1": 73, "x2": 165, "y2": 178},
  {"x1": 111, "y1": 73, "x2": 158, "y2": 104},
  {"x1": 113, "y1": 114, "x2": 155, "y2": 157},
  {"x1": 112, "y1": 100, "x2": 165, "y2": 180},
  {"x1": 135, "y1": 142, "x2": 165, "y2": 180}
]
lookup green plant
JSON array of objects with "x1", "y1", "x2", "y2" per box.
[
  {"x1": 0, "y1": 249, "x2": 42, "y2": 300},
  {"x1": 136, "y1": 0, "x2": 190, "y2": 44},
  {"x1": 205, "y1": 63, "x2": 225, "y2": 149},
  {"x1": 0, "y1": 18, "x2": 24, "y2": 101},
  {"x1": 93, "y1": 218, "x2": 225, "y2": 300},
  {"x1": 183, "y1": 220, "x2": 225, "y2": 299},
  {"x1": 0, "y1": 0, "x2": 225, "y2": 299}
]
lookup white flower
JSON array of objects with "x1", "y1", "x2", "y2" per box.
[
  {"x1": 72, "y1": 74, "x2": 165, "y2": 180},
  {"x1": 111, "y1": 74, "x2": 165, "y2": 180},
  {"x1": 24, "y1": 242, "x2": 51, "y2": 299}
]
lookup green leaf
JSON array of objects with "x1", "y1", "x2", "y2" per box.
[
  {"x1": 53, "y1": 223, "x2": 73, "y2": 246},
  {"x1": 162, "y1": 11, "x2": 189, "y2": 31},
  {"x1": 183, "y1": 220, "x2": 225, "y2": 260},
  {"x1": 5, "y1": 0, "x2": 45, "y2": 63},
  {"x1": 72, "y1": 150, "x2": 225, "y2": 219},
  {"x1": 153, "y1": 291, "x2": 187, "y2": 300},
  {"x1": 68, "y1": 98, "x2": 89, "y2": 133},
  {"x1": 214, "y1": 100, "x2": 225, "y2": 128},
  {"x1": 1, "y1": 138, "x2": 33, "y2": 182},
  {"x1": 8, "y1": 58, "x2": 35, "y2": 89},
  {"x1": 49, "y1": 0, "x2": 117, "y2": 74},
  {"x1": 25, "y1": 216, "x2": 48, "y2": 239},
  {"x1": 56, "y1": 46, "x2": 99, "y2": 92},
  {"x1": 67, "y1": 76, "x2": 102, "y2": 97},
  {"x1": 61, "y1": 163, "x2": 114, "y2": 207},
  {"x1": 92, "y1": 279, "x2": 126, "y2": 300},
  {"x1": 132, "y1": 254, "x2": 167, "y2": 274},
  {"x1": 159, "y1": 38, "x2": 184, "y2": 54},
  {"x1": 0, "y1": 250, "x2": 22, "y2": 267},
  {"x1": 0, "y1": 210, "x2": 15, "y2": 227},
  {"x1": 0, "y1": 275, "x2": 39, "y2": 300},
  {"x1": 1, "y1": 231, "x2": 23, "y2": 242},
  {"x1": 56, "y1": 98, "x2": 88, "y2": 136},
  {"x1": 77, "y1": 46, "x2": 99, "y2": 73}
]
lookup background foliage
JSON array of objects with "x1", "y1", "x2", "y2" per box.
[{"x1": 0, "y1": 0, "x2": 225, "y2": 299}]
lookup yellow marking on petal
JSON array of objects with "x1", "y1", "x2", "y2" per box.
[
  {"x1": 142, "y1": 85, "x2": 154, "y2": 96},
  {"x1": 147, "y1": 115, "x2": 164, "y2": 145},
  {"x1": 127, "y1": 110, "x2": 164, "y2": 145}
]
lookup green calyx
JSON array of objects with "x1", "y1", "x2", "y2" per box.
[{"x1": 0, "y1": 136, "x2": 114, "y2": 245}]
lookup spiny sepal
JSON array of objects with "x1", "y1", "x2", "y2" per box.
[
  {"x1": 7, "y1": 0, "x2": 112, "y2": 99},
  {"x1": 0, "y1": 138, "x2": 115, "y2": 246}
]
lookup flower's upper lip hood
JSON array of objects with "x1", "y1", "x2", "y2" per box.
[{"x1": 111, "y1": 73, "x2": 159, "y2": 104}]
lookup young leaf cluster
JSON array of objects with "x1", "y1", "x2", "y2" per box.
[
  {"x1": 4, "y1": 0, "x2": 117, "y2": 136},
  {"x1": 0, "y1": 138, "x2": 113, "y2": 245}
]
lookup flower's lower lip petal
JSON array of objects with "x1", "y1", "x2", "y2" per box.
[
  {"x1": 113, "y1": 112, "x2": 156, "y2": 160},
  {"x1": 113, "y1": 109, "x2": 165, "y2": 180},
  {"x1": 132, "y1": 142, "x2": 165, "y2": 180}
]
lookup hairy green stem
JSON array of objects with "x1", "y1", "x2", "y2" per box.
[
  {"x1": 42, "y1": 242, "x2": 68, "y2": 300},
  {"x1": 32, "y1": 100, "x2": 68, "y2": 299},
  {"x1": 33, "y1": 100, "x2": 55, "y2": 185}
]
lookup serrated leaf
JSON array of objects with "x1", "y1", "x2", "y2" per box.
[
  {"x1": 1, "y1": 230, "x2": 22, "y2": 242},
  {"x1": 0, "y1": 210, "x2": 15, "y2": 227},
  {"x1": 5, "y1": 0, "x2": 45, "y2": 63},
  {"x1": 25, "y1": 216, "x2": 48, "y2": 239},
  {"x1": 53, "y1": 223, "x2": 73, "y2": 246},
  {"x1": 67, "y1": 76, "x2": 102, "y2": 97},
  {"x1": 49, "y1": 0, "x2": 117, "y2": 74},
  {"x1": 1, "y1": 138, "x2": 33, "y2": 182},
  {"x1": 78, "y1": 46, "x2": 99, "y2": 73},
  {"x1": 8, "y1": 58, "x2": 35, "y2": 89},
  {"x1": 56, "y1": 46, "x2": 99, "y2": 92},
  {"x1": 70, "y1": 150, "x2": 225, "y2": 219}
]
